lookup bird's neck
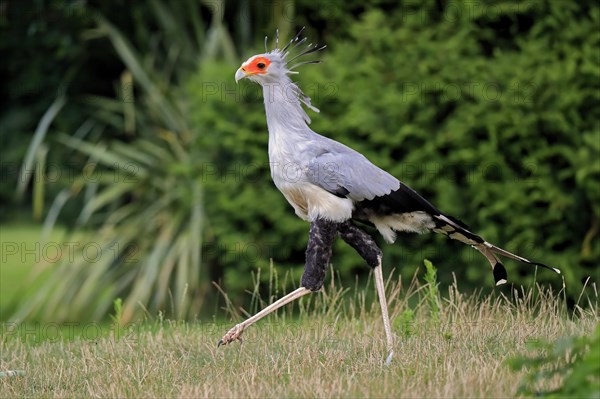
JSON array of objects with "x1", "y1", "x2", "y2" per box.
[{"x1": 262, "y1": 77, "x2": 315, "y2": 142}]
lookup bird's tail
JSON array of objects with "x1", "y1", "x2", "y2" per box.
[{"x1": 432, "y1": 214, "x2": 561, "y2": 286}]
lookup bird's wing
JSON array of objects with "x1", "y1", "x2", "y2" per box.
[
  {"x1": 306, "y1": 149, "x2": 399, "y2": 201},
  {"x1": 306, "y1": 144, "x2": 443, "y2": 216}
]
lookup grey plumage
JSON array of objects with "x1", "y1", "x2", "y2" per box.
[{"x1": 306, "y1": 142, "x2": 400, "y2": 202}]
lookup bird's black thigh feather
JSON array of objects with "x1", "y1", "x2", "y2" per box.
[
  {"x1": 302, "y1": 218, "x2": 338, "y2": 291},
  {"x1": 338, "y1": 221, "x2": 382, "y2": 268}
]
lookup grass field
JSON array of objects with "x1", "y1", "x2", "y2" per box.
[{"x1": 1, "y1": 269, "x2": 598, "y2": 398}]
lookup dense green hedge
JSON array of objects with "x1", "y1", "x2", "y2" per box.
[{"x1": 188, "y1": 1, "x2": 599, "y2": 299}]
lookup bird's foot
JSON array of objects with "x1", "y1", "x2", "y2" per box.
[
  {"x1": 217, "y1": 323, "x2": 245, "y2": 347},
  {"x1": 385, "y1": 350, "x2": 394, "y2": 366}
]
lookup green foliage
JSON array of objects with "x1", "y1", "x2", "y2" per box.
[
  {"x1": 423, "y1": 259, "x2": 441, "y2": 322},
  {"x1": 110, "y1": 298, "x2": 123, "y2": 332},
  {"x1": 392, "y1": 260, "x2": 443, "y2": 336},
  {"x1": 509, "y1": 323, "x2": 600, "y2": 398},
  {"x1": 396, "y1": 308, "x2": 416, "y2": 337},
  {"x1": 111, "y1": 298, "x2": 123, "y2": 323}
]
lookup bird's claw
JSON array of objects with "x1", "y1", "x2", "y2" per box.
[{"x1": 217, "y1": 324, "x2": 245, "y2": 347}]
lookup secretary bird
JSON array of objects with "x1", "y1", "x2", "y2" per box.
[{"x1": 218, "y1": 28, "x2": 560, "y2": 363}]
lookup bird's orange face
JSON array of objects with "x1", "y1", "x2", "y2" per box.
[{"x1": 235, "y1": 56, "x2": 272, "y2": 82}]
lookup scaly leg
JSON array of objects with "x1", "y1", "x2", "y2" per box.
[
  {"x1": 218, "y1": 287, "x2": 311, "y2": 346},
  {"x1": 374, "y1": 257, "x2": 394, "y2": 365},
  {"x1": 338, "y1": 221, "x2": 394, "y2": 364}
]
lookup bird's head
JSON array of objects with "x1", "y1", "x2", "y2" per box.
[
  {"x1": 235, "y1": 53, "x2": 284, "y2": 84},
  {"x1": 235, "y1": 27, "x2": 326, "y2": 85}
]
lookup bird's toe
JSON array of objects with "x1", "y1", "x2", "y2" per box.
[{"x1": 217, "y1": 324, "x2": 245, "y2": 347}]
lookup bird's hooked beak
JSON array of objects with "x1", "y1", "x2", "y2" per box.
[{"x1": 235, "y1": 67, "x2": 248, "y2": 83}]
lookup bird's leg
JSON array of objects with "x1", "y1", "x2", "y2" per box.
[
  {"x1": 338, "y1": 222, "x2": 394, "y2": 364},
  {"x1": 301, "y1": 218, "x2": 338, "y2": 291},
  {"x1": 337, "y1": 222, "x2": 382, "y2": 268},
  {"x1": 373, "y1": 256, "x2": 394, "y2": 365},
  {"x1": 218, "y1": 218, "x2": 338, "y2": 346},
  {"x1": 218, "y1": 287, "x2": 311, "y2": 346}
]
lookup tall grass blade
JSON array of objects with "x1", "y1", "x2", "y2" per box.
[{"x1": 17, "y1": 96, "x2": 66, "y2": 198}]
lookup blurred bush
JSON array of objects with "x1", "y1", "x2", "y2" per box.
[{"x1": 509, "y1": 323, "x2": 600, "y2": 397}]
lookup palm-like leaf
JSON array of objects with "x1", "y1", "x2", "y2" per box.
[
  {"x1": 13, "y1": 134, "x2": 205, "y2": 322},
  {"x1": 10, "y1": 2, "x2": 231, "y2": 322}
]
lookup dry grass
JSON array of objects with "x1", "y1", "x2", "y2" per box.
[{"x1": 1, "y1": 269, "x2": 597, "y2": 398}]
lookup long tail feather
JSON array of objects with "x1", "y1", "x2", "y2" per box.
[
  {"x1": 474, "y1": 245, "x2": 508, "y2": 286},
  {"x1": 485, "y1": 243, "x2": 561, "y2": 275},
  {"x1": 432, "y1": 214, "x2": 561, "y2": 283}
]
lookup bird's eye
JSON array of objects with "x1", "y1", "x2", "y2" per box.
[{"x1": 257, "y1": 62, "x2": 266, "y2": 69}]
